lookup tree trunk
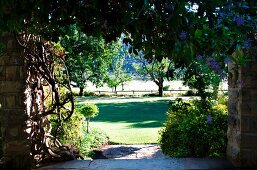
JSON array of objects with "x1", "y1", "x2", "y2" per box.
[
  {"x1": 122, "y1": 83, "x2": 124, "y2": 91},
  {"x1": 86, "y1": 118, "x2": 90, "y2": 133},
  {"x1": 114, "y1": 86, "x2": 117, "y2": 94},
  {"x1": 79, "y1": 87, "x2": 84, "y2": 96},
  {"x1": 154, "y1": 79, "x2": 164, "y2": 97},
  {"x1": 158, "y1": 82, "x2": 164, "y2": 97}
]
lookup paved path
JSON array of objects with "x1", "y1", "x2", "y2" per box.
[
  {"x1": 36, "y1": 158, "x2": 236, "y2": 170},
  {"x1": 36, "y1": 145, "x2": 237, "y2": 170},
  {"x1": 100, "y1": 144, "x2": 168, "y2": 159}
]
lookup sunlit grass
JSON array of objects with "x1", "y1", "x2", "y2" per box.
[{"x1": 86, "y1": 100, "x2": 170, "y2": 144}]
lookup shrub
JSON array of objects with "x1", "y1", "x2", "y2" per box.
[
  {"x1": 77, "y1": 103, "x2": 99, "y2": 118},
  {"x1": 159, "y1": 97, "x2": 227, "y2": 158},
  {"x1": 50, "y1": 111, "x2": 108, "y2": 158},
  {"x1": 77, "y1": 103, "x2": 99, "y2": 133}
]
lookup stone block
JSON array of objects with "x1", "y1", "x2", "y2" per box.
[
  {"x1": 0, "y1": 81, "x2": 26, "y2": 93},
  {"x1": 1, "y1": 109, "x2": 27, "y2": 126},
  {"x1": 16, "y1": 94, "x2": 26, "y2": 108},
  {"x1": 6, "y1": 95, "x2": 15, "y2": 108},
  {"x1": 17, "y1": 66, "x2": 26, "y2": 79},
  {"x1": 238, "y1": 101, "x2": 257, "y2": 115},
  {"x1": 6, "y1": 66, "x2": 18, "y2": 80},
  {"x1": 239, "y1": 89, "x2": 251, "y2": 101},
  {"x1": 251, "y1": 64, "x2": 257, "y2": 72},
  {"x1": 4, "y1": 141, "x2": 25, "y2": 153},
  {"x1": 240, "y1": 149, "x2": 257, "y2": 167},
  {"x1": 240, "y1": 133, "x2": 257, "y2": 149},
  {"x1": 0, "y1": 56, "x2": 6, "y2": 65},
  {"x1": 0, "y1": 95, "x2": 5, "y2": 109},
  {"x1": 249, "y1": 117, "x2": 257, "y2": 133},
  {"x1": 7, "y1": 127, "x2": 19, "y2": 137},
  {"x1": 241, "y1": 79, "x2": 257, "y2": 88},
  {"x1": 4, "y1": 55, "x2": 24, "y2": 66},
  {"x1": 0, "y1": 66, "x2": 5, "y2": 80},
  {"x1": 241, "y1": 116, "x2": 250, "y2": 132}
]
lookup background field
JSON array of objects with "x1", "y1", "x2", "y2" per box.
[{"x1": 81, "y1": 99, "x2": 170, "y2": 144}]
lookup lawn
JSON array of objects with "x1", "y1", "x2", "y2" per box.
[{"x1": 85, "y1": 99, "x2": 170, "y2": 144}]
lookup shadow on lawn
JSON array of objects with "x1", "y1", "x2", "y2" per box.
[
  {"x1": 130, "y1": 121, "x2": 162, "y2": 128},
  {"x1": 91, "y1": 101, "x2": 169, "y2": 128}
]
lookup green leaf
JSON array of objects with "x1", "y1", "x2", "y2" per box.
[{"x1": 194, "y1": 29, "x2": 202, "y2": 39}]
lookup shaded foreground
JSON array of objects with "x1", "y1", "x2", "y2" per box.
[{"x1": 36, "y1": 158, "x2": 235, "y2": 170}]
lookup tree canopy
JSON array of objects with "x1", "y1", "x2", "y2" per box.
[
  {"x1": 58, "y1": 25, "x2": 111, "y2": 95},
  {"x1": 1, "y1": 1, "x2": 256, "y2": 68}
]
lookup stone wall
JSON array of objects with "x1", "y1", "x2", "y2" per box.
[
  {"x1": 227, "y1": 56, "x2": 257, "y2": 167},
  {"x1": 0, "y1": 33, "x2": 32, "y2": 169}
]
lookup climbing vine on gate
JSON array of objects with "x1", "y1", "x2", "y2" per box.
[{"x1": 15, "y1": 32, "x2": 83, "y2": 165}]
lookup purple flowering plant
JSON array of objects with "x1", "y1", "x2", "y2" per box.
[
  {"x1": 179, "y1": 31, "x2": 188, "y2": 41},
  {"x1": 207, "y1": 114, "x2": 213, "y2": 124}
]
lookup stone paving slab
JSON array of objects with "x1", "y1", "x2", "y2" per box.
[
  {"x1": 37, "y1": 158, "x2": 236, "y2": 170},
  {"x1": 101, "y1": 144, "x2": 169, "y2": 159}
]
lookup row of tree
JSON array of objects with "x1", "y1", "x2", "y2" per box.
[{"x1": 57, "y1": 25, "x2": 174, "y2": 96}]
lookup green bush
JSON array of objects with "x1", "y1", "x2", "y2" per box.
[
  {"x1": 77, "y1": 103, "x2": 99, "y2": 118},
  {"x1": 159, "y1": 97, "x2": 227, "y2": 158},
  {"x1": 50, "y1": 111, "x2": 108, "y2": 158},
  {"x1": 77, "y1": 103, "x2": 99, "y2": 133}
]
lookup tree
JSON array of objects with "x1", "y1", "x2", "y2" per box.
[
  {"x1": 133, "y1": 52, "x2": 173, "y2": 96},
  {"x1": 77, "y1": 103, "x2": 99, "y2": 133},
  {"x1": 59, "y1": 25, "x2": 111, "y2": 96},
  {"x1": 106, "y1": 38, "x2": 133, "y2": 92}
]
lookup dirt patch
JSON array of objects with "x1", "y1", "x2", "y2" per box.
[{"x1": 93, "y1": 145, "x2": 169, "y2": 159}]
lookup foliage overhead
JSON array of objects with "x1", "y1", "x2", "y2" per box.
[{"x1": 1, "y1": 0, "x2": 256, "y2": 68}]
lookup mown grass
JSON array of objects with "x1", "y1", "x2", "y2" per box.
[{"x1": 89, "y1": 100, "x2": 169, "y2": 144}]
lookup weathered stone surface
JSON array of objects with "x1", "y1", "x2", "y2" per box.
[
  {"x1": 240, "y1": 116, "x2": 250, "y2": 132},
  {"x1": 240, "y1": 149, "x2": 257, "y2": 167},
  {"x1": 238, "y1": 101, "x2": 257, "y2": 115},
  {"x1": 1, "y1": 109, "x2": 28, "y2": 126},
  {"x1": 240, "y1": 133, "x2": 257, "y2": 148},
  {"x1": 227, "y1": 144, "x2": 240, "y2": 165},
  {"x1": 249, "y1": 117, "x2": 257, "y2": 132},
  {"x1": 0, "y1": 66, "x2": 5, "y2": 81},
  {"x1": 227, "y1": 59, "x2": 257, "y2": 168},
  {"x1": 5, "y1": 95, "x2": 15, "y2": 108},
  {"x1": 0, "y1": 33, "x2": 32, "y2": 170},
  {"x1": 0, "y1": 81, "x2": 25, "y2": 93}
]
